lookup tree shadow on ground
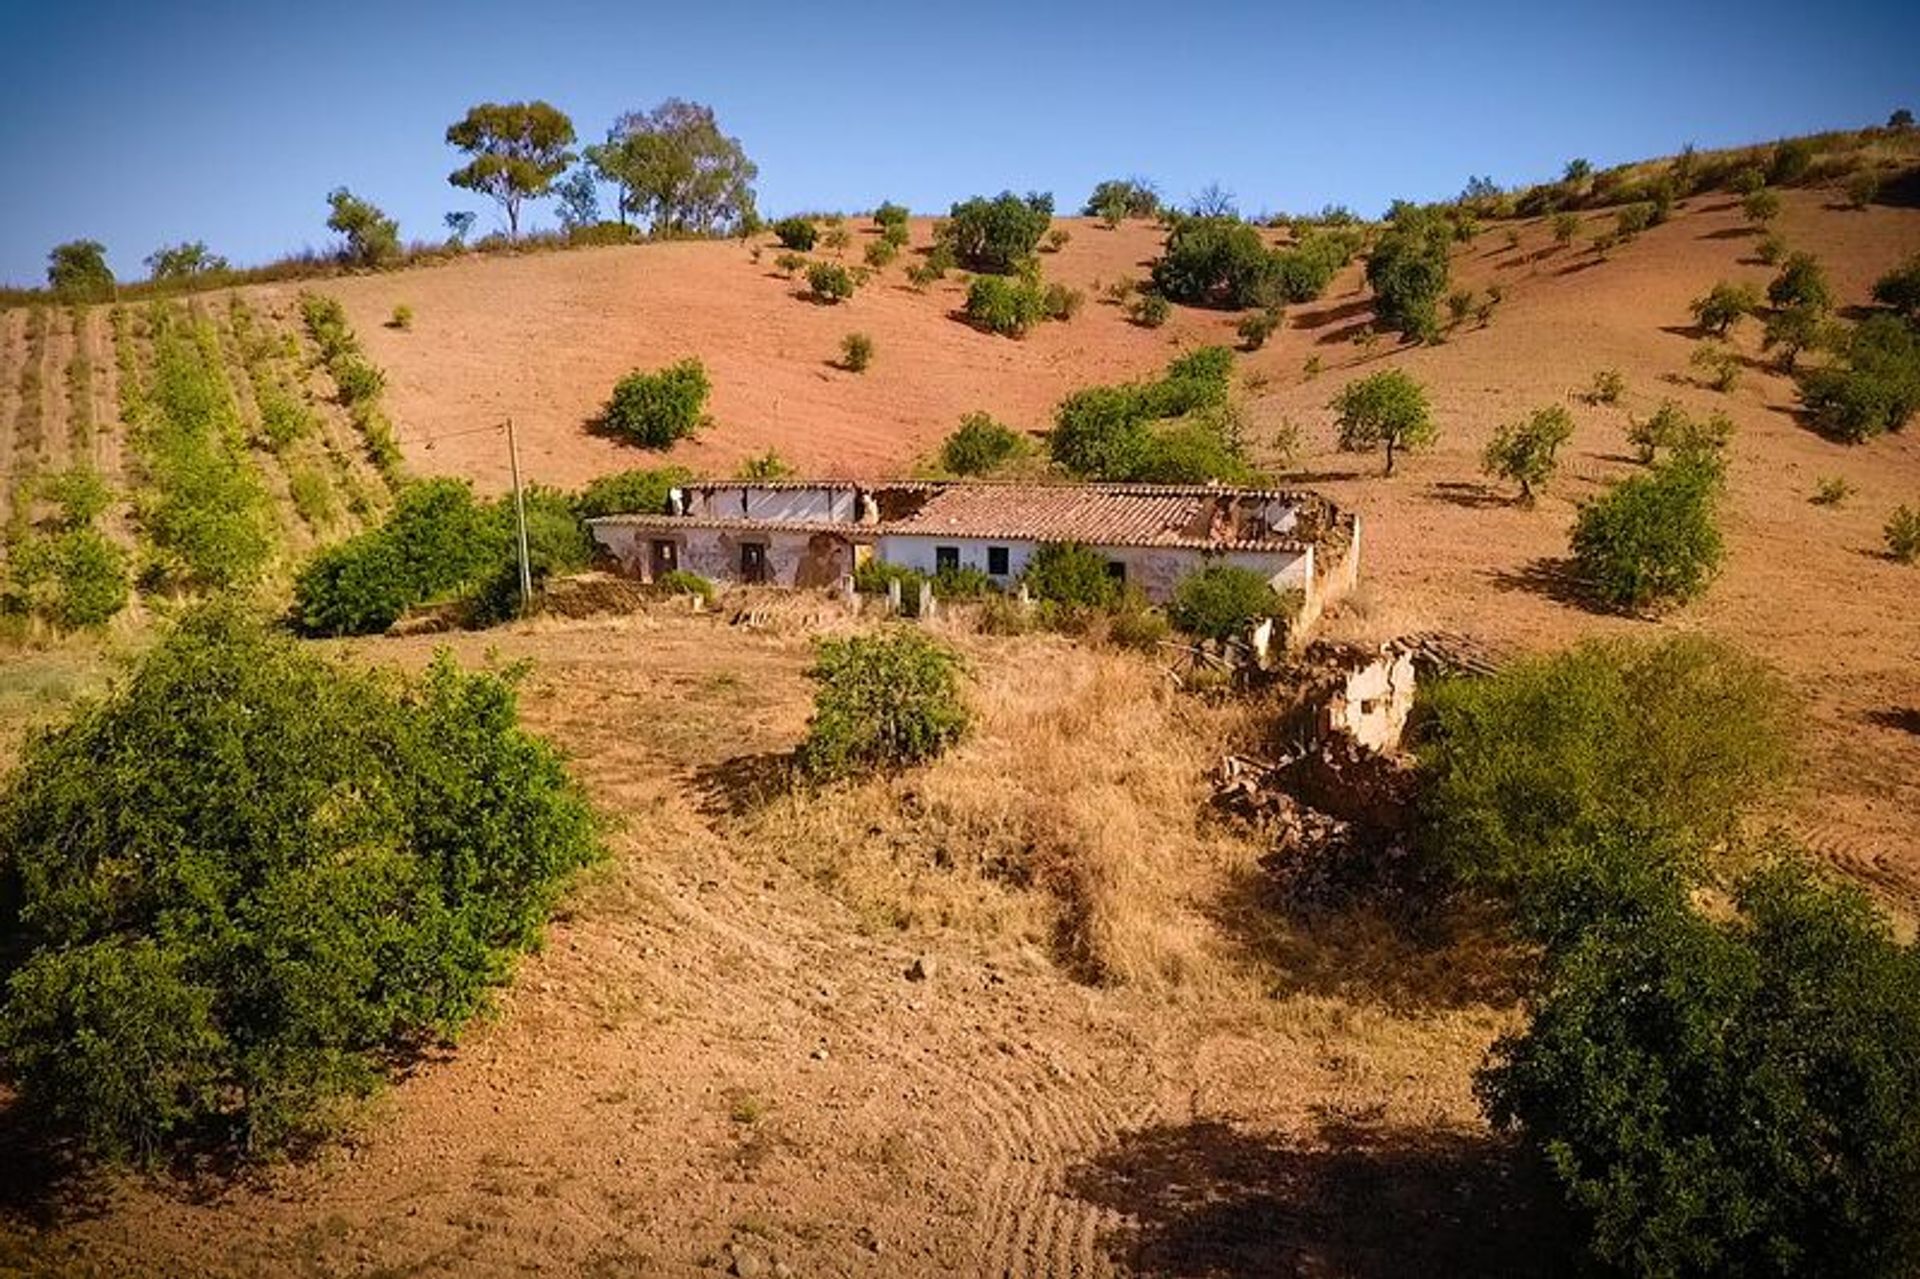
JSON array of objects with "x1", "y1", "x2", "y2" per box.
[
  {"x1": 1290, "y1": 297, "x2": 1373, "y2": 331},
  {"x1": 1866, "y1": 707, "x2": 1920, "y2": 736},
  {"x1": 0, "y1": 1099, "x2": 106, "y2": 1230},
  {"x1": 1487, "y1": 556, "x2": 1612, "y2": 615},
  {"x1": 1429, "y1": 480, "x2": 1511, "y2": 510},
  {"x1": 1552, "y1": 257, "x2": 1606, "y2": 278},
  {"x1": 1065, "y1": 1117, "x2": 1579, "y2": 1279},
  {"x1": 1313, "y1": 319, "x2": 1376, "y2": 347},
  {"x1": 1278, "y1": 468, "x2": 1368, "y2": 485},
  {"x1": 690, "y1": 750, "x2": 796, "y2": 819},
  {"x1": 1697, "y1": 225, "x2": 1755, "y2": 241}
]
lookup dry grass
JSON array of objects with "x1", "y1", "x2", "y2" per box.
[{"x1": 739, "y1": 634, "x2": 1264, "y2": 991}]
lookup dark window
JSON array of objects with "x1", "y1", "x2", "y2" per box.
[
  {"x1": 935, "y1": 546, "x2": 960, "y2": 573},
  {"x1": 1106, "y1": 560, "x2": 1127, "y2": 582},
  {"x1": 649, "y1": 539, "x2": 678, "y2": 578},
  {"x1": 740, "y1": 542, "x2": 769, "y2": 583},
  {"x1": 987, "y1": 546, "x2": 1010, "y2": 576}
]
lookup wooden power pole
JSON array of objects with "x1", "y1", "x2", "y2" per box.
[{"x1": 505, "y1": 417, "x2": 533, "y2": 613}]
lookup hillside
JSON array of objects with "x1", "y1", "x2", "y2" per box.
[{"x1": 287, "y1": 188, "x2": 1920, "y2": 895}]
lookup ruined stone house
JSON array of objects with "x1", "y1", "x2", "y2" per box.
[{"x1": 588, "y1": 480, "x2": 1361, "y2": 626}]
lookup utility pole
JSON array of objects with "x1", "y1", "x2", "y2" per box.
[{"x1": 505, "y1": 417, "x2": 533, "y2": 614}]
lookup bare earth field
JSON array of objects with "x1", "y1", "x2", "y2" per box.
[{"x1": 0, "y1": 187, "x2": 1917, "y2": 1276}]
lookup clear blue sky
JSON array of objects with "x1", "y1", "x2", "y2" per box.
[{"x1": 2, "y1": 0, "x2": 1915, "y2": 287}]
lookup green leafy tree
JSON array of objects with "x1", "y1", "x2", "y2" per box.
[
  {"x1": 806, "y1": 260, "x2": 855, "y2": 303},
  {"x1": 1083, "y1": 177, "x2": 1160, "y2": 224},
  {"x1": 1168, "y1": 564, "x2": 1289, "y2": 641},
  {"x1": 144, "y1": 241, "x2": 228, "y2": 282},
  {"x1": 1887, "y1": 505, "x2": 1920, "y2": 564},
  {"x1": 574, "y1": 466, "x2": 694, "y2": 518},
  {"x1": 773, "y1": 217, "x2": 817, "y2": 250},
  {"x1": 1482, "y1": 405, "x2": 1575, "y2": 503},
  {"x1": 599, "y1": 358, "x2": 711, "y2": 448},
  {"x1": 1571, "y1": 456, "x2": 1724, "y2": 611},
  {"x1": 1871, "y1": 252, "x2": 1920, "y2": 321},
  {"x1": 1766, "y1": 251, "x2": 1830, "y2": 311},
  {"x1": 939, "y1": 412, "x2": 1029, "y2": 475},
  {"x1": 553, "y1": 167, "x2": 600, "y2": 231},
  {"x1": 1762, "y1": 302, "x2": 1827, "y2": 372},
  {"x1": 1689, "y1": 280, "x2": 1761, "y2": 335},
  {"x1": 446, "y1": 101, "x2": 577, "y2": 240},
  {"x1": 46, "y1": 240, "x2": 114, "y2": 302},
  {"x1": 325, "y1": 188, "x2": 399, "y2": 267},
  {"x1": 586, "y1": 99, "x2": 758, "y2": 236},
  {"x1": 941, "y1": 191, "x2": 1052, "y2": 274},
  {"x1": 964, "y1": 274, "x2": 1050, "y2": 336},
  {"x1": 1021, "y1": 541, "x2": 1119, "y2": 609},
  {"x1": 1742, "y1": 187, "x2": 1782, "y2": 226},
  {"x1": 1365, "y1": 208, "x2": 1451, "y2": 341},
  {"x1": 795, "y1": 630, "x2": 969, "y2": 781},
  {"x1": 443, "y1": 210, "x2": 477, "y2": 245},
  {"x1": 1149, "y1": 217, "x2": 1275, "y2": 309},
  {"x1": 1799, "y1": 314, "x2": 1920, "y2": 442},
  {"x1": 0, "y1": 604, "x2": 600, "y2": 1159},
  {"x1": 1330, "y1": 369, "x2": 1436, "y2": 474}
]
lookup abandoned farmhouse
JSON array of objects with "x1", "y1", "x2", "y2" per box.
[{"x1": 589, "y1": 480, "x2": 1361, "y2": 626}]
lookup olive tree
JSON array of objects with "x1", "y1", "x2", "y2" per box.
[
  {"x1": 1482, "y1": 405, "x2": 1575, "y2": 503},
  {"x1": 1330, "y1": 369, "x2": 1436, "y2": 474},
  {"x1": 46, "y1": 240, "x2": 114, "y2": 301}
]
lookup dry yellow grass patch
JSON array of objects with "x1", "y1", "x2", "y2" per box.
[{"x1": 741, "y1": 633, "x2": 1265, "y2": 991}]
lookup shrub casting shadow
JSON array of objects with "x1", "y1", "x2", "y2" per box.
[
  {"x1": 1866, "y1": 707, "x2": 1920, "y2": 736},
  {"x1": 1065, "y1": 1118, "x2": 1575, "y2": 1279}
]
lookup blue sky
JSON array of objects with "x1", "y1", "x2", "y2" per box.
[{"x1": 2, "y1": 0, "x2": 1915, "y2": 287}]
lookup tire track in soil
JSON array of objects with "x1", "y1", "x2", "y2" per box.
[{"x1": 40, "y1": 306, "x2": 76, "y2": 479}]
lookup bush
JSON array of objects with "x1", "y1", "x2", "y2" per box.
[
  {"x1": 1042, "y1": 282, "x2": 1083, "y2": 321},
  {"x1": 325, "y1": 188, "x2": 400, "y2": 267},
  {"x1": 388, "y1": 304, "x2": 414, "y2": 331},
  {"x1": 292, "y1": 479, "x2": 493, "y2": 635},
  {"x1": 965, "y1": 274, "x2": 1050, "y2": 337},
  {"x1": 1167, "y1": 564, "x2": 1288, "y2": 641},
  {"x1": 840, "y1": 331, "x2": 874, "y2": 371},
  {"x1": 863, "y1": 239, "x2": 897, "y2": 270},
  {"x1": 1798, "y1": 314, "x2": 1920, "y2": 441},
  {"x1": 1048, "y1": 349, "x2": 1242, "y2": 481},
  {"x1": 1571, "y1": 455, "x2": 1724, "y2": 611},
  {"x1": 773, "y1": 217, "x2": 817, "y2": 251},
  {"x1": 332, "y1": 356, "x2": 385, "y2": 405},
  {"x1": 1084, "y1": 179, "x2": 1161, "y2": 222},
  {"x1": 942, "y1": 191, "x2": 1052, "y2": 274},
  {"x1": 772, "y1": 251, "x2": 808, "y2": 278},
  {"x1": 1690, "y1": 341, "x2": 1742, "y2": 392},
  {"x1": 1021, "y1": 541, "x2": 1119, "y2": 611},
  {"x1": 1767, "y1": 252, "x2": 1830, "y2": 311},
  {"x1": 655, "y1": 569, "x2": 715, "y2": 603},
  {"x1": 795, "y1": 630, "x2": 969, "y2": 782},
  {"x1": 4, "y1": 527, "x2": 132, "y2": 630},
  {"x1": 1236, "y1": 308, "x2": 1282, "y2": 350},
  {"x1": 1810, "y1": 476, "x2": 1853, "y2": 507},
  {"x1": 1586, "y1": 368, "x2": 1625, "y2": 405},
  {"x1": 1742, "y1": 187, "x2": 1782, "y2": 225},
  {"x1": 1482, "y1": 405, "x2": 1574, "y2": 503},
  {"x1": 41, "y1": 467, "x2": 111, "y2": 530},
  {"x1": 1418, "y1": 633, "x2": 1793, "y2": 913},
  {"x1": 1129, "y1": 293, "x2": 1170, "y2": 328},
  {"x1": 1330, "y1": 368, "x2": 1435, "y2": 474},
  {"x1": 806, "y1": 260, "x2": 855, "y2": 303},
  {"x1": 1768, "y1": 137, "x2": 1815, "y2": 185},
  {"x1": 1871, "y1": 253, "x2": 1920, "y2": 321},
  {"x1": 1044, "y1": 228, "x2": 1071, "y2": 253},
  {"x1": 575, "y1": 466, "x2": 693, "y2": 518},
  {"x1": 872, "y1": 201, "x2": 908, "y2": 231},
  {"x1": 0, "y1": 605, "x2": 600, "y2": 1157},
  {"x1": 1365, "y1": 208, "x2": 1451, "y2": 341},
  {"x1": 1888, "y1": 505, "x2": 1920, "y2": 563},
  {"x1": 735, "y1": 449, "x2": 794, "y2": 480},
  {"x1": 1480, "y1": 856, "x2": 1920, "y2": 1278},
  {"x1": 940, "y1": 411, "x2": 1028, "y2": 475},
  {"x1": 600, "y1": 358, "x2": 710, "y2": 448},
  {"x1": 1626, "y1": 400, "x2": 1734, "y2": 464},
  {"x1": 1689, "y1": 280, "x2": 1761, "y2": 335},
  {"x1": 1756, "y1": 233, "x2": 1788, "y2": 265},
  {"x1": 1150, "y1": 217, "x2": 1277, "y2": 309},
  {"x1": 1846, "y1": 170, "x2": 1881, "y2": 210},
  {"x1": 1551, "y1": 212, "x2": 1581, "y2": 247}
]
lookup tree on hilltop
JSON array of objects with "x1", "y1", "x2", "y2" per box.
[
  {"x1": 446, "y1": 101, "x2": 578, "y2": 240},
  {"x1": 586, "y1": 100, "x2": 759, "y2": 238}
]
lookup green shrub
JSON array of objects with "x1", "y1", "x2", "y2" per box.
[
  {"x1": 464, "y1": 487, "x2": 595, "y2": 626},
  {"x1": 388, "y1": 304, "x2": 414, "y2": 331},
  {"x1": 1330, "y1": 369, "x2": 1435, "y2": 474},
  {"x1": 1767, "y1": 137, "x2": 1815, "y2": 185},
  {"x1": 1614, "y1": 202, "x2": 1655, "y2": 238},
  {"x1": 1481, "y1": 855, "x2": 1920, "y2": 1278},
  {"x1": 1418, "y1": 633, "x2": 1793, "y2": 910},
  {"x1": 1104, "y1": 589, "x2": 1171, "y2": 651},
  {"x1": 1845, "y1": 171, "x2": 1881, "y2": 210},
  {"x1": 1731, "y1": 165, "x2": 1767, "y2": 196},
  {"x1": 1871, "y1": 253, "x2": 1920, "y2": 321},
  {"x1": 41, "y1": 467, "x2": 111, "y2": 530},
  {"x1": 939, "y1": 411, "x2": 1029, "y2": 475},
  {"x1": 806, "y1": 261, "x2": 855, "y2": 303},
  {"x1": 0, "y1": 605, "x2": 600, "y2": 1158},
  {"x1": 292, "y1": 478, "x2": 501, "y2": 635},
  {"x1": 872, "y1": 201, "x2": 908, "y2": 231},
  {"x1": 965, "y1": 274, "x2": 1050, "y2": 337},
  {"x1": 1482, "y1": 405, "x2": 1574, "y2": 503},
  {"x1": 1083, "y1": 178, "x2": 1161, "y2": 222},
  {"x1": 1272, "y1": 231, "x2": 1353, "y2": 303},
  {"x1": 863, "y1": 239, "x2": 898, "y2": 270},
  {"x1": 1044, "y1": 228, "x2": 1071, "y2": 253},
  {"x1": 1888, "y1": 505, "x2": 1920, "y2": 564},
  {"x1": 1365, "y1": 208, "x2": 1452, "y2": 341},
  {"x1": 5, "y1": 527, "x2": 132, "y2": 630},
  {"x1": 1690, "y1": 341, "x2": 1742, "y2": 392},
  {"x1": 1127, "y1": 411, "x2": 1259, "y2": 485},
  {"x1": 1586, "y1": 368, "x2": 1626, "y2": 405},
  {"x1": 1020, "y1": 541, "x2": 1118, "y2": 611},
  {"x1": 822, "y1": 227, "x2": 851, "y2": 253},
  {"x1": 1551, "y1": 212, "x2": 1581, "y2": 246},
  {"x1": 332, "y1": 356, "x2": 385, "y2": 406},
  {"x1": 795, "y1": 630, "x2": 969, "y2": 781},
  {"x1": 1742, "y1": 187, "x2": 1782, "y2": 225},
  {"x1": 654, "y1": 569, "x2": 715, "y2": 603},
  {"x1": 600, "y1": 358, "x2": 711, "y2": 448},
  {"x1": 575, "y1": 466, "x2": 693, "y2": 518},
  {"x1": 1048, "y1": 348, "x2": 1239, "y2": 481},
  {"x1": 1689, "y1": 280, "x2": 1761, "y2": 335},
  {"x1": 1810, "y1": 476, "x2": 1853, "y2": 507},
  {"x1": 1167, "y1": 564, "x2": 1288, "y2": 641},
  {"x1": 1129, "y1": 293, "x2": 1170, "y2": 328},
  {"x1": 734, "y1": 449, "x2": 793, "y2": 480},
  {"x1": 1571, "y1": 455, "x2": 1724, "y2": 612},
  {"x1": 1236, "y1": 308, "x2": 1282, "y2": 350},
  {"x1": 1756, "y1": 233, "x2": 1788, "y2": 265},
  {"x1": 326, "y1": 188, "x2": 400, "y2": 267},
  {"x1": 1149, "y1": 217, "x2": 1277, "y2": 309},
  {"x1": 773, "y1": 251, "x2": 808, "y2": 278},
  {"x1": 1766, "y1": 252, "x2": 1830, "y2": 311},
  {"x1": 942, "y1": 191, "x2": 1052, "y2": 274},
  {"x1": 841, "y1": 331, "x2": 874, "y2": 371},
  {"x1": 1043, "y1": 282, "x2": 1084, "y2": 321},
  {"x1": 1626, "y1": 400, "x2": 1734, "y2": 464},
  {"x1": 1798, "y1": 314, "x2": 1920, "y2": 441},
  {"x1": 288, "y1": 466, "x2": 337, "y2": 529},
  {"x1": 773, "y1": 217, "x2": 817, "y2": 251}
]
